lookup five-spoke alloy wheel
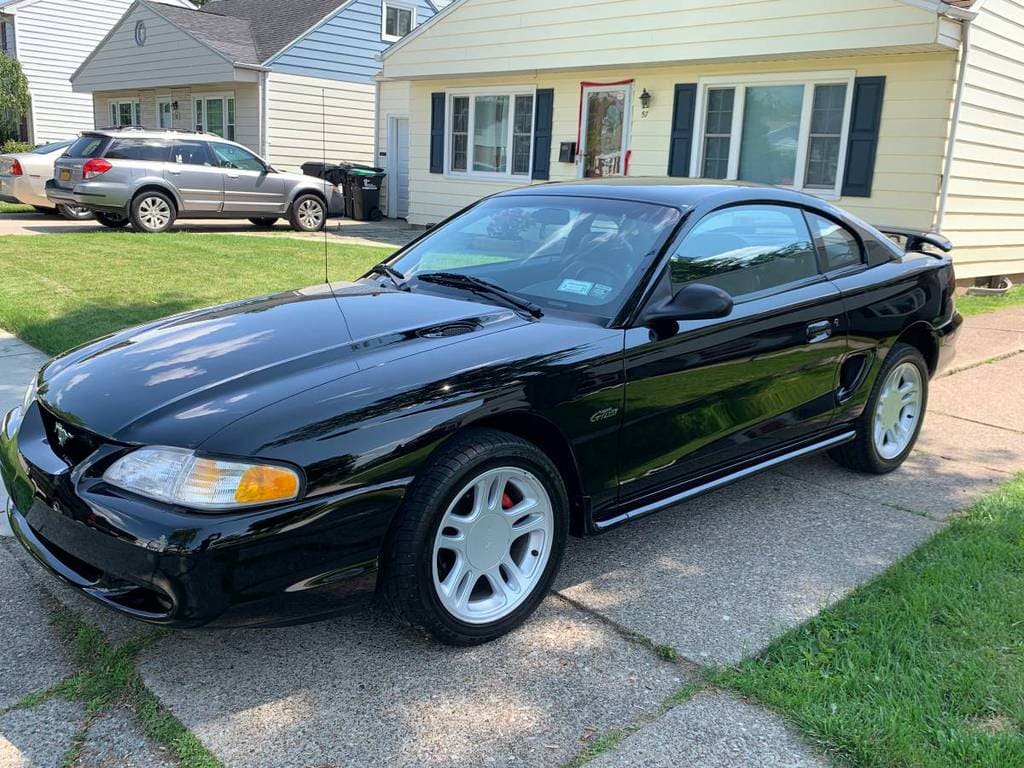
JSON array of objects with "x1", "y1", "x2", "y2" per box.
[{"x1": 382, "y1": 429, "x2": 568, "y2": 646}]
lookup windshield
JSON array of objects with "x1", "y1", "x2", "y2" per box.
[
  {"x1": 31, "y1": 140, "x2": 73, "y2": 155},
  {"x1": 390, "y1": 195, "x2": 682, "y2": 318}
]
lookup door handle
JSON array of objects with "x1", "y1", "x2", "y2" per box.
[
  {"x1": 806, "y1": 319, "x2": 836, "y2": 343},
  {"x1": 227, "y1": 173, "x2": 240, "y2": 179},
  {"x1": 167, "y1": 170, "x2": 182, "y2": 175}
]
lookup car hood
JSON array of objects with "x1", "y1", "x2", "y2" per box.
[{"x1": 35, "y1": 282, "x2": 525, "y2": 448}]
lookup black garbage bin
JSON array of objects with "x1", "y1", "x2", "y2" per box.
[
  {"x1": 345, "y1": 167, "x2": 386, "y2": 221},
  {"x1": 300, "y1": 161, "x2": 330, "y2": 179}
]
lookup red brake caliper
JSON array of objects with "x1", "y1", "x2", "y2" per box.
[{"x1": 501, "y1": 491, "x2": 514, "y2": 510}]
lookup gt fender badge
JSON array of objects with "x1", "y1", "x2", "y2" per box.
[{"x1": 590, "y1": 407, "x2": 619, "y2": 424}]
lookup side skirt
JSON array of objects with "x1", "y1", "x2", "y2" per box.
[{"x1": 594, "y1": 430, "x2": 857, "y2": 531}]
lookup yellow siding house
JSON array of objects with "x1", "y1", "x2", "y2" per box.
[{"x1": 375, "y1": 0, "x2": 1022, "y2": 282}]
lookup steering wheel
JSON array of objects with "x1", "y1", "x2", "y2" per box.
[{"x1": 557, "y1": 234, "x2": 637, "y2": 290}]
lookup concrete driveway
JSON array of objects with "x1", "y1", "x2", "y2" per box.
[{"x1": 2, "y1": 308, "x2": 1023, "y2": 767}]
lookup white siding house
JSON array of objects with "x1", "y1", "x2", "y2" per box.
[{"x1": 0, "y1": 0, "x2": 194, "y2": 144}]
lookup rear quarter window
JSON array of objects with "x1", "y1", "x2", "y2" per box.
[
  {"x1": 65, "y1": 136, "x2": 109, "y2": 158},
  {"x1": 105, "y1": 139, "x2": 171, "y2": 162}
]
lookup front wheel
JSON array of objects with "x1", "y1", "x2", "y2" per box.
[
  {"x1": 130, "y1": 191, "x2": 176, "y2": 233},
  {"x1": 381, "y1": 429, "x2": 568, "y2": 646},
  {"x1": 830, "y1": 343, "x2": 928, "y2": 474},
  {"x1": 57, "y1": 204, "x2": 94, "y2": 221},
  {"x1": 289, "y1": 195, "x2": 326, "y2": 232},
  {"x1": 95, "y1": 212, "x2": 130, "y2": 229}
]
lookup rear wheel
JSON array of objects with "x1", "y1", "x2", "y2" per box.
[
  {"x1": 289, "y1": 195, "x2": 326, "y2": 232},
  {"x1": 95, "y1": 212, "x2": 130, "y2": 229},
  {"x1": 56, "y1": 204, "x2": 94, "y2": 221},
  {"x1": 830, "y1": 343, "x2": 928, "y2": 474},
  {"x1": 130, "y1": 191, "x2": 176, "y2": 233},
  {"x1": 381, "y1": 428, "x2": 568, "y2": 645},
  {"x1": 249, "y1": 217, "x2": 279, "y2": 228}
]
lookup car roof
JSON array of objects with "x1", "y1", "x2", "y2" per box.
[
  {"x1": 82, "y1": 128, "x2": 229, "y2": 143},
  {"x1": 497, "y1": 177, "x2": 824, "y2": 210}
]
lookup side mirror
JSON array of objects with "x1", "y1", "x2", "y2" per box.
[{"x1": 643, "y1": 283, "x2": 734, "y2": 324}]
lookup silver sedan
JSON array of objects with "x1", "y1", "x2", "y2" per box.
[{"x1": 0, "y1": 140, "x2": 93, "y2": 220}]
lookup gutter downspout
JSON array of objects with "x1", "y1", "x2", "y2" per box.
[
  {"x1": 936, "y1": 16, "x2": 971, "y2": 233},
  {"x1": 260, "y1": 70, "x2": 270, "y2": 159}
]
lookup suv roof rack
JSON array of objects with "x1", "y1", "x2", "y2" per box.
[{"x1": 94, "y1": 126, "x2": 216, "y2": 137}]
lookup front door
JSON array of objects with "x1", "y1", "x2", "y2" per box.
[
  {"x1": 209, "y1": 142, "x2": 286, "y2": 215},
  {"x1": 614, "y1": 203, "x2": 847, "y2": 511},
  {"x1": 579, "y1": 84, "x2": 632, "y2": 178}
]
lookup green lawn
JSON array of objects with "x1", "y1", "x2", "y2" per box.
[
  {"x1": 715, "y1": 475, "x2": 1024, "y2": 768},
  {"x1": 957, "y1": 285, "x2": 1024, "y2": 318},
  {"x1": 0, "y1": 232, "x2": 390, "y2": 355},
  {"x1": 0, "y1": 201, "x2": 33, "y2": 214}
]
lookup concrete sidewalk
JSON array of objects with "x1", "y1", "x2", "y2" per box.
[{"x1": 1, "y1": 307, "x2": 1023, "y2": 767}]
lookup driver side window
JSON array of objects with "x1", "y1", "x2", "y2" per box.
[
  {"x1": 210, "y1": 143, "x2": 265, "y2": 172},
  {"x1": 669, "y1": 205, "x2": 818, "y2": 299}
]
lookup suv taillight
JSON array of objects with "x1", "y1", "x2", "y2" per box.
[
  {"x1": 82, "y1": 158, "x2": 112, "y2": 179},
  {"x1": 9, "y1": 159, "x2": 23, "y2": 176}
]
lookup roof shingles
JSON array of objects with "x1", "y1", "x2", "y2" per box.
[{"x1": 198, "y1": 0, "x2": 350, "y2": 62}]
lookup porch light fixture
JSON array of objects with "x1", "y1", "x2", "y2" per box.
[{"x1": 639, "y1": 89, "x2": 652, "y2": 111}]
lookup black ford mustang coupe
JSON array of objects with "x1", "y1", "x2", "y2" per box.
[{"x1": 2, "y1": 180, "x2": 960, "y2": 645}]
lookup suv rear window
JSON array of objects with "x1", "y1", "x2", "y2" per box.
[
  {"x1": 105, "y1": 138, "x2": 171, "y2": 162},
  {"x1": 65, "y1": 135, "x2": 109, "y2": 158}
]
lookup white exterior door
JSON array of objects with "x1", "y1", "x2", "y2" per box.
[{"x1": 388, "y1": 116, "x2": 410, "y2": 219}]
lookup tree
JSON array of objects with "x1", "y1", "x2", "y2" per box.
[{"x1": 0, "y1": 54, "x2": 31, "y2": 142}]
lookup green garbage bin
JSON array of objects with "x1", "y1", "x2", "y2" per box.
[{"x1": 345, "y1": 167, "x2": 386, "y2": 221}]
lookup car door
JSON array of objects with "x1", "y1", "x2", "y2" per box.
[
  {"x1": 614, "y1": 203, "x2": 848, "y2": 510},
  {"x1": 209, "y1": 143, "x2": 285, "y2": 215},
  {"x1": 166, "y1": 140, "x2": 223, "y2": 213}
]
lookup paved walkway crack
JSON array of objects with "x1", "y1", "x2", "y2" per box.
[{"x1": 930, "y1": 410, "x2": 1024, "y2": 436}]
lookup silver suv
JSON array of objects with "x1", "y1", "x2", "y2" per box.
[{"x1": 46, "y1": 128, "x2": 342, "y2": 233}]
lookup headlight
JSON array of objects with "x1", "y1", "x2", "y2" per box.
[
  {"x1": 4, "y1": 379, "x2": 36, "y2": 438},
  {"x1": 103, "y1": 446, "x2": 301, "y2": 510}
]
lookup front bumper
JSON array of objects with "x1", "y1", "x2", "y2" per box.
[
  {"x1": 327, "y1": 188, "x2": 344, "y2": 218},
  {"x1": 1, "y1": 403, "x2": 400, "y2": 628}
]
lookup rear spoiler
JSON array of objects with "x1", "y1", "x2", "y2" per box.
[{"x1": 877, "y1": 226, "x2": 953, "y2": 254}]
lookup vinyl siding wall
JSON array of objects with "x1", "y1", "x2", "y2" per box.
[
  {"x1": 383, "y1": 52, "x2": 956, "y2": 233},
  {"x1": 382, "y1": 0, "x2": 953, "y2": 80},
  {"x1": 7, "y1": 0, "x2": 193, "y2": 143},
  {"x1": 74, "y1": 3, "x2": 238, "y2": 94},
  {"x1": 265, "y1": 71, "x2": 375, "y2": 172},
  {"x1": 942, "y1": 0, "x2": 1024, "y2": 280},
  {"x1": 91, "y1": 84, "x2": 261, "y2": 153},
  {"x1": 269, "y1": 0, "x2": 439, "y2": 84}
]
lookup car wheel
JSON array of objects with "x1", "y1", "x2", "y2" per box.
[
  {"x1": 56, "y1": 204, "x2": 94, "y2": 221},
  {"x1": 249, "y1": 217, "x2": 279, "y2": 228},
  {"x1": 830, "y1": 342, "x2": 928, "y2": 474},
  {"x1": 289, "y1": 195, "x2": 326, "y2": 232},
  {"x1": 381, "y1": 428, "x2": 568, "y2": 646},
  {"x1": 130, "y1": 191, "x2": 176, "y2": 233},
  {"x1": 95, "y1": 212, "x2": 130, "y2": 229}
]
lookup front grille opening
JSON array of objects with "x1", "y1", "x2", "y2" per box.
[
  {"x1": 102, "y1": 580, "x2": 173, "y2": 615},
  {"x1": 29, "y1": 523, "x2": 103, "y2": 583},
  {"x1": 418, "y1": 321, "x2": 479, "y2": 339},
  {"x1": 37, "y1": 407, "x2": 105, "y2": 467}
]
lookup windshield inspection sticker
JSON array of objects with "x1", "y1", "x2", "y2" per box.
[
  {"x1": 590, "y1": 283, "x2": 613, "y2": 299},
  {"x1": 558, "y1": 279, "x2": 595, "y2": 296}
]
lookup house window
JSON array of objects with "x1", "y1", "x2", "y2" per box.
[
  {"x1": 693, "y1": 73, "x2": 853, "y2": 196},
  {"x1": 446, "y1": 90, "x2": 535, "y2": 178},
  {"x1": 157, "y1": 99, "x2": 173, "y2": 129},
  {"x1": 382, "y1": 2, "x2": 415, "y2": 42},
  {"x1": 1, "y1": 19, "x2": 13, "y2": 56},
  {"x1": 109, "y1": 100, "x2": 141, "y2": 127},
  {"x1": 194, "y1": 94, "x2": 236, "y2": 140}
]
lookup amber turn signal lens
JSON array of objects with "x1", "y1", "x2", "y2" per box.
[{"x1": 234, "y1": 465, "x2": 300, "y2": 504}]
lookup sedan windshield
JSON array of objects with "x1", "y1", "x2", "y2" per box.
[{"x1": 389, "y1": 195, "x2": 682, "y2": 318}]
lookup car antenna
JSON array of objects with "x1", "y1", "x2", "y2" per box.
[{"x1": 322, "y1": 86, "x2": 329, "y2": 285}]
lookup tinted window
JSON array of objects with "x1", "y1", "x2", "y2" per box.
[
  {"x1": 31, "y1": 140, "x2": 73, "y2": 155},
  {"x1": 670, "y1": 205, "x2": 818, "y2": 298},
  {"x1": 105, "y1": 138, "x2": 171, "y2": 162},
  {"x1": 65, "y1": 136, "x2": 109, "y2": 159},
  {"x1": 806, "y1": 212, "x2": 863, "y2": 271},
  {"x1": 210, "y1": 143, "x2": 264, "y2": 172},
  {"x1": 171, "y1": 140, "x2": 214, "y2": 167}
]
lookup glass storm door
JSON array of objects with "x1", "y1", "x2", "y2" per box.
[{"x1": 580, "y1": 85, "x2": 631, "y2": 178}]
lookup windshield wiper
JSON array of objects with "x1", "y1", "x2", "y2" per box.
[
  {"x1": 367, "y1": 262, "x2": 408, "y2": 290},
  {"x1": 416, "y1": 272, "x2": 544, "y2": 318}
]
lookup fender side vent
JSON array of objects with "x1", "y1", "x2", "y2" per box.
[{"x1": 419, "y1": 322, "x2": 479, "y2": 338}]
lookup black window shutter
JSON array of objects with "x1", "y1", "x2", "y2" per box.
[
  {"x1": 667, "y1": 83, "x2": 697, "y2": 177},
  {"x1": 430, "y1": 92, "x2": 445, "y2": 174},
  {"x1": 532, "y1": 88, "x2": 554, "y2": 180},
  {"x1": 841, "y1": 76, "x2": 886, "y2": 197}
]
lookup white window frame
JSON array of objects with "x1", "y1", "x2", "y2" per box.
[
  {"x1": 689, "y1": 70, "x2": 856, "y2": 199},
  {"x1": 108, "y1": 99, "x2": 141, "y2": 128},
  {"x1": 381, "y1": 1, "x2": 416, "y2": 42},
  {"x1": 193, "y1": 92, "x2": 236, "y2": 140},
  {"x1": 156, "y1": 96, "x2": 173, "y2": 129},
  {"x1": 444, "y1": 86, "x2": 537, "y2": 181}
]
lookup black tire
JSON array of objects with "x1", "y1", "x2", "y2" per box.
[
  {"x1": 249, "y1": 217, "x2": 279, "y2": 228},
  {"x1": 368, "y1": 207, "x2": 383, "y2": 222},
  {"x1": 380, "y1": 428, "x2": 569, "y2": 646},
  {"x1": 129, "y1": 190, "x2": 176, "y2": 233},
  {"x1": 56, "y1": 204, "x2": 94, "y2": 221},
  {"x1": 829, "y1": 343, "x2": 929, "y2": 474},
  {"x1": 33, "y1": 205, "x2": 59, "y2": 215},
  {"x1": 95, "y1": 212, "x2": 130, "y2": 229},
  {"x1": 289, "y1": 194, "x2": 326, "y2": 232}
]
